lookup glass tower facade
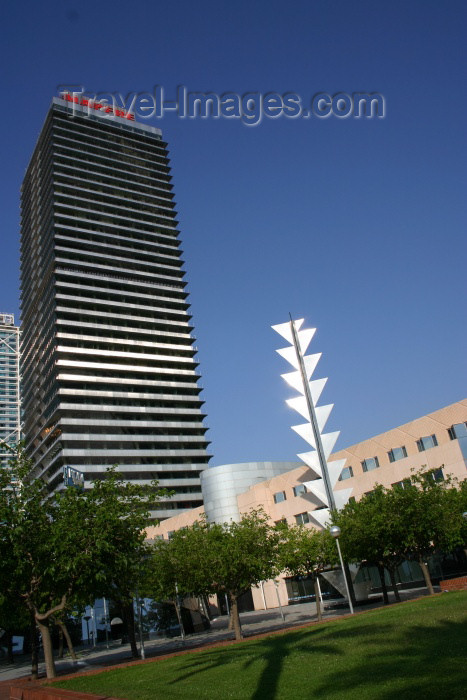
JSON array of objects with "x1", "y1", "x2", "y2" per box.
[
  {"x1": 0, "y1": 313, "x2": 21, "y2": 471},
  {"x1": 20, "y1": 96, "x2": 210, "y2": 519}
]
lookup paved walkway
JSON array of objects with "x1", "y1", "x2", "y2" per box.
[{"x1": 0, "y1": 587, "x2": 436, "y2": 693}]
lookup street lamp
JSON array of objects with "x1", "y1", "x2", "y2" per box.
[
  {"x1": 329, "y1": 525, "x2": 354, "y2": 615},
  {"x1": 134, "y1": 589, "x2": 145, "y2": 660}
]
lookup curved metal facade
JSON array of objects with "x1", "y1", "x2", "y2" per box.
[{"x1": 201, "y1": 461, "x2": 300, "y2": 523}]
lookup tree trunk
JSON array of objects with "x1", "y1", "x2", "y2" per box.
[
  {"x1": 172, "y1": 598, "x2": 185, "y2": 640},
  {"x1": 200, "y1": 595, "x2": 212, "y2": 620},
  {"x1": 314, "y1": 575, "x2": 322, "y2": 622},
  {"x1": 229, "y1": 594, "x2": 243, "y2": 641},
  {"x1": 56, "y1": 620, "x2": 77, "y2": 661},
  {"x1": 377, "y1": 563, "x2": 389, "y2": 604},
  {"x1": 58, "y1": 627, "x2": 64, "y2": 659},
  {"x1": 419, "y1": 555, "x2": 434, "y2": 595},
  {"x1": 30, "y1": 612, "x2": 39, "y2": 680},
  {"x1": 122, "y1": 601, "x2": 139, "y2": 659},
  {"x1": 36, "y1": 619, "x2": 56, "y2": 679},
  {"x1": 388, "y1": 567, "x2": 401, "y2": 602}
]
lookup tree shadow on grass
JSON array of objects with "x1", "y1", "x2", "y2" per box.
[
  {"x1": 312, "y1": 618, "x2": 467, "y2": 700},
  {"x1": 166, "y1": 625, "x2": 341, "y2": 698},
  {"x1": 166, "y1": 616, "x2": 466, "y2": 700}
]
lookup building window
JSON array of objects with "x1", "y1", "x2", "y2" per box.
[
  {"x1": 423, "y1": 467, "x2": 444, "y2": 483},
  {"x1": 417, "y1": 435, "x2": 438, "y2": 452},
  {"x1": 388, "y1": 446, "x2": 407, "y2": 463},
  {"x1": 338, "y1": 466, "x2": 354, "y2": 481},
  {"x1": 348, "y1": 496, "x2": 356, "y2": 504},
  {"x1": 361, "y1": 456, "x2": 380, "y2": 472},
  {"x1": 293, "y1": 484, "x2": 307, "y2": 497},
  {"x1": 392, "y1": 478, "x2": 411, "y2": 489},
  {"x1": 274, "y1": 491, "x2": 287, "y2": 504},
  {"x1": 295, "y1": 512, "x2": 310, "y2": 525},
  {"x1": 275, "y1": 518, "x2": 287, "y2": 526},
  {"x1": 448, "y1": 423, "x2": 467, "y2": 440}
]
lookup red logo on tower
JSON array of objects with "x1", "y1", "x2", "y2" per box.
[{"x1": 59, "y1": 92, "x2": 135, "y2": 121}]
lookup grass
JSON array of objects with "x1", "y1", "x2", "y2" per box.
[{"x1": 52, "y1": 592, "x2": 467, "y2": 700}]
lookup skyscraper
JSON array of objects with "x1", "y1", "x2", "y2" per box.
[
  {"x1": 20, "y1": 94, "x2": 210, "y2": 519},
  {"x1": 0, "y1": 313, "x2": 21, "y2": 471}
]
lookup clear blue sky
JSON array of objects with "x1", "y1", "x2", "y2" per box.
[{"x1": 1, "y1": 0, "x2": 466, "y2": 466}]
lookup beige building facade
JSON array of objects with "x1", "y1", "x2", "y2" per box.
[{"x1": 146, "y1": 400, "x2": 467, "y2": 609}]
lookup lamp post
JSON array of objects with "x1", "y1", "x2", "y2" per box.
[
  {"x1": 102, "y1": 597, "x2": 110, "y2": 650},
  {"x1": 273, "y1": 580, "x2": 285, "y2": 622},
  {"x1": 329, "y1": 525, "x2": 354, "y2": 615},
  {"x1": 135, "y1": 589, "x2": 145, "y2": 660}
]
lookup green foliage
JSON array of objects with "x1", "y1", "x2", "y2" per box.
[
  {"x1": 332, "y1": 469, "x2": 466, "y2": 569},
  {"x1": 388, "y1": 470, "x2": 465, "y2": 561},
  {"x1": 0, "y1": 448, "x2": 162, "y2": 616},
  {"x1": 147, "y1": 510, "x2": 280, "y2": 600},
  {"x1": 276, "y1": 523, "x2": 337, "y2": 577},
  {"x1": 0, "y1": 443, "x2": 169, "y2": 675},
  {"x1": 332, "y1": 485, "x2": 404, "y2": 570}
]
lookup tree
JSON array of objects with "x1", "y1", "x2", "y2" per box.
[
  {"x1": 388, "y1": 470, "x2": 465, "y2": 594},
  {"x1": 147, "y1": 510, "x2": 280, "y2": 640},
  {"x1": 276, "y1": 524, "x2": 337, "y2": 621},
  {"x1": 147, "y1": 520, "x2": 212, "y2": 634},
  {"x1": 332, "y1": 487, "x2": 405, "y2": 603},
  {"x1": 0, "y1": 588, "x2": 30, "y2": 664},
  {"x1": 332, "y1": 470, "x2": 466, "y2": 599},
  {"x1": 0, "y1": 444, "x2": 167, "y2": 678}
]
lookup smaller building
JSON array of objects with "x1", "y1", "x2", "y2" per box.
[
  {"x1": 0, "y1": 313, "x2": 21, "y2": 471},
  {"x1": 146, "y1": 400, "x2": 467, "y2": 609},
  {"x1": 332, "y1": 399, "x2": 467, "y2": 500}
]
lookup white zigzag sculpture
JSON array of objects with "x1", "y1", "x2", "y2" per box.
[{"x1": 272, "y1": 318, "x2": 353, "y2": 528}]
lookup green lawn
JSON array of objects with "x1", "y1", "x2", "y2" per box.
[{"x1": 53, "y1": 593, "x2": 467, "y2": 700}]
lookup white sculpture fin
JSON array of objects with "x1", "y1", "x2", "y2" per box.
[
  {"x1": 303, "y1": 479, "x2": 329, "y2": 507},
  {"x1": 303, "y1": 353, "x2": 322, "y2": 380},
  {"x1": 327, "y1": 458, "x2": 347, "y2": 488},
  {"x1": 297, "y1": 450, "x2": 321, "y2": 474},
  {"x1": 309, "y1": 508, "x2": 331, "y2": 528},
  {"x1": 320, "y1": 431, "x2": 340, "y2": 459},
  {"x1": 282, "y1": 370, "x2": 305, "y2": 394},
  {"x1": 271, "y1": 319, "x2": 304, "y2": 344},
  {"x1": 334, "y1": 488, "x2": 353, "y2": 510},
  {"x1": 291, "y1": 423, "x2": 316, "y2": 448},
  {"x1": 286, "y1": 396, "x2": 309, "y2": 420},
  {"x1": 297, "y1": 328, "x2": 316, "y2": 355},
  {"x1": 315, "y1": 403, "x2": 334, "y2": 432},
  {"x1": 276, "y1": 345, "x2": 300, "y2": 369}
]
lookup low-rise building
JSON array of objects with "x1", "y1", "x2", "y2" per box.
[{"x1": 146, "y1": 399, "x2": 467, "y2": 609}]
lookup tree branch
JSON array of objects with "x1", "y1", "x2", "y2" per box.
[{"x1": 35, "y1": 594, "x2": 68, "y2": 621}]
